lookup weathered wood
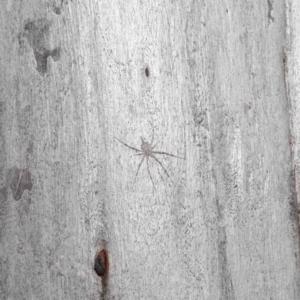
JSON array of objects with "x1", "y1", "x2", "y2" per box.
[
  {"x1": 286, "y1": 1, "x2": 300, "y2": 228},
  {"x1": 0, "y1": 1, "x2": 299, "y2": 299}
]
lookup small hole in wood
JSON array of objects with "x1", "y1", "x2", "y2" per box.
[{"x1": 94, "y1": 249, "x2": 108, "y2": 277}]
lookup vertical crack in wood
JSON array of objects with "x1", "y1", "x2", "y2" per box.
[
  {"x1": 210, "y1": 150, "x2": 236, "y2": 299},
  {"x1": 215, "y1": 197, "x2": 236, "y2": 300},
  {"x1": 283, "y1": 50, "x2": 300, "y2": 235}
]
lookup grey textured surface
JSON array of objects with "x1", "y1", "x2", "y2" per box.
[
  {"x1": 0, "y1": 1, "x2": 300, "y2": 299},
  {"x1": 286, "y1": 0, "x2": 300, "y2": 228}
]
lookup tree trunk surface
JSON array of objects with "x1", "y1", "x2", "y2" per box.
[{"x1": 1, "y1": 1, "x2": 300, "y2": 299}]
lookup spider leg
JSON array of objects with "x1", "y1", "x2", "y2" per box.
[
  {"x1": 152, "y1": 151, "x2": 185, "y2": 160},
  {"x1": 146, "y1": 157, "x2": 155, "y2": 191},
  {"x1": 151, "y1": 155, "x2": 174, "y2": 183},
  {"x1": 115, "y1": 137, "x2": 142, "y2": 152},
  {"x1": 150, "y1": 128, "x2": 155, "y2": 145},
  {"x1": 151, "y1": 142, "x2": 158, "y2": 150},
  {"x1": 156, "y1": 164, "x2": 165, "y2": 182},
  {"x1": 133, "y1": 155, "x2": 145, "y2": 183}
]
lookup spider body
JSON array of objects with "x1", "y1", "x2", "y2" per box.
[
  {"x1": 115, "y1": 135, "x2": 184, "y2": 189},
  {"x1": 141, "y1": 138, "x2": 153, "y2": 156}
]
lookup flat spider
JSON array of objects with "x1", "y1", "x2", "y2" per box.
[{"x1": 115, "y1": 134, "x2": 184, "y2": 188}]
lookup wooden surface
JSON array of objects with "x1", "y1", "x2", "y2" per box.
[
  {"x1": 0, "y1": 1, "x2": 300, "y2": 299},
  {"x1": 286, "y1": 0, "x2": 300, "y2": 228}
]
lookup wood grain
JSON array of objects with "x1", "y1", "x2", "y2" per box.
[{"x1": 0, "y1": 0, "x2": 299, "y2": 299}]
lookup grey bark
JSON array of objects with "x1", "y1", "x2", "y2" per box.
[{"x1": 1, "y1": 1, "x2": 300, "y2": 299}]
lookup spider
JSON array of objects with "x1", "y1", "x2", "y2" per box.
[{"x1": 115, "y1": 134, "x2": 184, "y2": 189}]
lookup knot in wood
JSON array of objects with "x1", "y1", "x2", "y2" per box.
[{"x1": 94, "y1": 249, "x2": 108, "y2": 277}]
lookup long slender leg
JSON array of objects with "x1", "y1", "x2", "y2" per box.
[
  {"x1": 156, "y1": 164, "x2": 165, "y2": 182},
  {"x1": 151, "y1": 155, "x2": 174, "y2": 183},
  {"x1": 146, "y1": 157, "x2": 155, "y2": 191},
  {"x1": 115, "y1": 137, "x2": 142, "y2": 152},
  {"x1": 152, "y1": 151, "x2": 185, "y2": 160},
  {"x1": 133, "y1": 155, "x2": 145, "y2": 183},
  {"x1": 151, "y1": 142, "x2": 158, "y2": 150},
  {"x1": 150, "y1": 128, "x2": 154, "y2": 145}
]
